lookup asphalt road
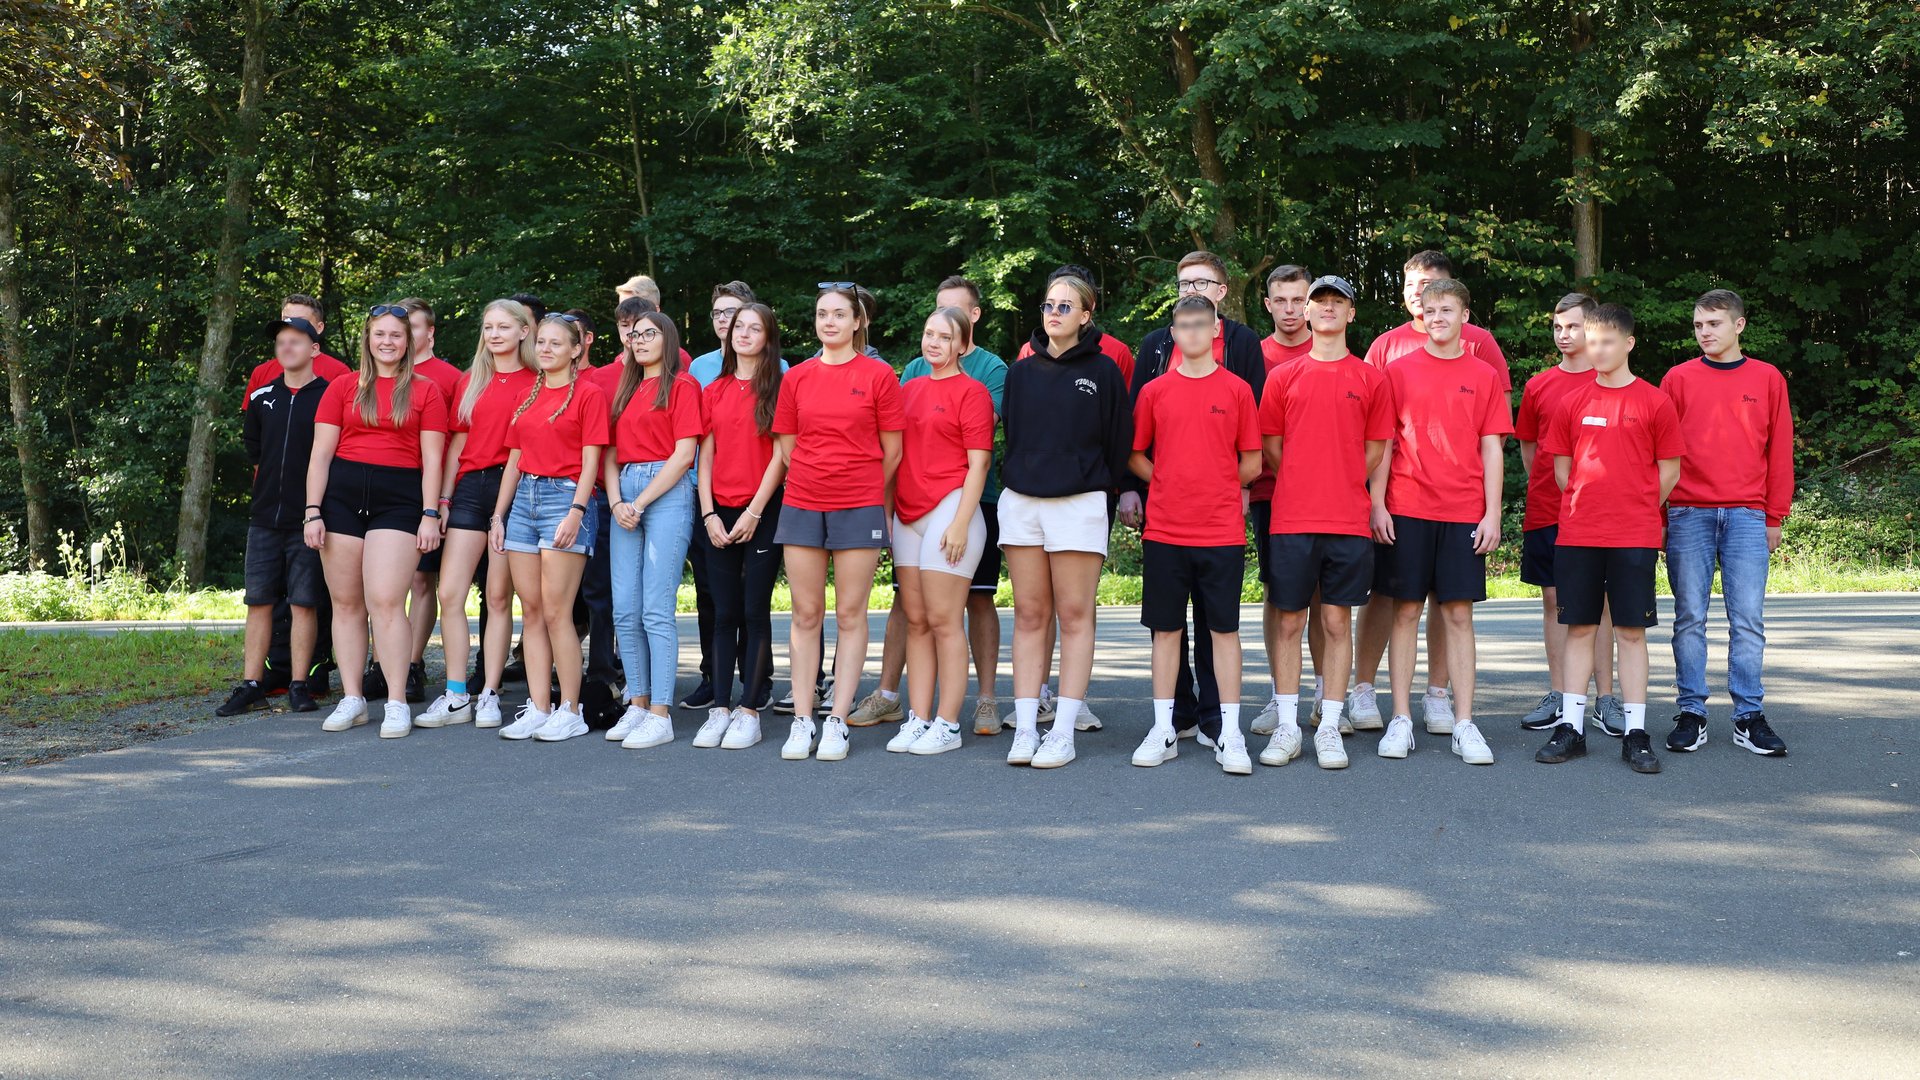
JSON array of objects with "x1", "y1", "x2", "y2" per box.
[{"x1": 3, "y1": 595, "x2": 1916, "y2": 1079}]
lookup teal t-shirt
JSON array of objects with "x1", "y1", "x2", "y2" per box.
[{"x1": 899, "y1": 345, "x2": 1007, "y2": 503}]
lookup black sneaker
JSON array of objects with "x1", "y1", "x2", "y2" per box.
[
  {"x1": 677, "y1": 680, "x2": 715, "y2": 710},
  {"x1": 364, "y1": 662, "x2": 389, "y2": 700},
  {"x1": 287, "y1": 681, "x2": 319, "y2": 713},
  {"x1": 1622, "y1": 729, "x2": 1662, "y2": 774},
  {"x1": 773, "y1": 690, "x2": 796, "y2": 715},
  {"x1": 216, "y1": 681, "x2": 267, "y2": 717},
  {"x1": 1732, "y1": 714, "x2": 1787, "y2": 757},
  {"x1": 501, "y1": 654, "x2": 526, "y2": 684},
  {"x1": 406, "y1": 661, "x2": 427, "y2": 703},
  {"x1": 1534, "y1": 723, "x2": 1587, "y2": 764},
  {"x1": 308, "y1": 662, "x2": 334, "y2": 699},
  {"x1": 1665, "y1": 712, "x2": 1707, "y2": 752}
]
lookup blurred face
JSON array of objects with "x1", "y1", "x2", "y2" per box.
[
  {"x1": 1264, "y1": 279, "x2": 1310, "y2": 337},
  {"x1": 1403, "y1": 266, "x2": 1446, "y2": 318},
  {"x1": 627, "y1": 319, "x2": 665, "y2": 366},
  {"x1": 1307, "y1": 293, "x2": 1355, "y2": 333},
  {"x1": 406, "y1": 310, "x2": 435, "y2": 357},
  {"x1": 1419, "y1": 292, "x2": 1465, "y2": 345},
  {"x1": 921, "y1": 313, "x2": 962, "y2": 368},
  {"x1": 534, "y1": 323, "x2": 580, "y2": 373},
  {"x1": 615, "y1": 315, "x2": 640, "y2": 358},
  {"x1": 1177, "y1": 262, "x2": 1229, "y2": 305},
  {"x1": 481, "y1": 309, "x2": 526, "y2": 357},
  {"x1": 274, "y1": 328, "x2": 317, "y2": 369},
  {"x1": 815, "y1": 293, "x2": 858, "y2": 348},
  {"x1": 282, "y1": 302, "x2": 323, "y2": 335},
  {"x1": 1040, "y1": 283, "x2": 1090, "y2": 339},
  {"x1": 367, "y1": 314, "x2": 408, "y2": 367},
  {"x1": 1585, "y1": 322, "x2": 1633, "y2": 375},
  {"x1": 1553, "y1": 308, "x2": 1587, "y2": 359},
  {"x1": 711, "y1": 295, "x2": 745, "y2": 340},
  {"x1": 729, "y1": 310, "x2": 767, "y2": 359},
  {"x1": 1171, "y1": 310, "x2": 1218, "y2": 356},
  {"x1": 1693, "y1": 306, "x2": 1745, "y2": 358},
  {"x1": 935, "y1": 287, "x2": 982, "y2": 327}
]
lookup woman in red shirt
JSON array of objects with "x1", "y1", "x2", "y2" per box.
[
  {"x1": 694, "y1": 303, "x2": 787, "y2": 751},
  {"x1": 773, "y1": 283, "x2": 905, "y2": 762},
  {"x1": 488, "y1": 313, "x2": 610, "y2": 744},
  {"x1": 303, "y1": 304, "x2": 450, "y2": 740},
  {"x1": 885, "y1": 307, "x2": 993, "y2": 757},
  {"x1": 413, "y1": 298, "x2": 537, "y2": 732},
  {"x1": 601, "y1": 311, "x2": 704, "y2": 752}
]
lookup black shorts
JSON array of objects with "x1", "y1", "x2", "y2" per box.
[
  {"x1": 448, "y1": 465, "x2": 503, "y2": 532},
  {"x1": 1267, "y1": 532, "x2": 1373, "y2": 611},
  {"x1": 1555, "y1": 545, "x2": 1660, "y2": 627},
  {"x1": 1141, "y1": 540, "x2": 1244, "y2": 634},
  {"x1": 1374, "y1": 516, "x2": 1486, "y2": 603},
  {"x1": 244, "y1": 525, "x2": 325, "y2": 608},
  {"x1": 774, "y1": 503, "x2": 889, "y2": 550},
  {"x1": 1520, "y1": 525, "x2": 1558, "y2": 588},
  {"x1": 1249, "y1": 500, "x2": 1273, "y2": 589},
  {"x1": 321, "y1": 458, "x2": 422, "y2": 538},
  {"x1": 416, "y1": 545, "x2": 442, "y2": 575},
  {"x1": 970, "y1": 500, "x2": 1002, "y2": 593}
]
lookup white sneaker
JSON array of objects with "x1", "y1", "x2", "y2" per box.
[
  {"x1": 1314, "y1": 721, "x2": 1349, "y2": 769},
  {"x1": 1072, "y1": 703, "x2": 1104, "y2": 731},
  {"x1": 1215, "y1": 732, "x2": 1253, "y2": 775},
  {"x1": 414, "y1": 693, "x2": 471, "y2": 728},
  {"x1": 1451, "y1": 719, "x2": 1494, "y2": 764},
  {"x1": 378, "y1": 701, "x2": 412, "y2": 739},
  {"x1": 500, "y1": 702, "x2": 548, "y2": 740},
  {"x1": 1131, "y1": 727, "x2": 1178, "y2": 767},
  {"x1": 1321, "y1": 700, "x2": 1354, "y2": 735},
  {"x1": 1250, "y1": 698, "x2": 1282, "y2": 736},
  {"x1": 1347, "y1": 683, "x2": 1382, "y2": 729},
  {"x1": 693, "y1": 707, "x2": 733, "y2": 748},
  {"x1": 534, "y1": 703, "x2": 587, "y2": 742},
  {"x1": 721, "y1": 708, "x2": 763, "y2": 749},
  {"x1": 1379, "y1": 714, "x2": 1416, "y2": 759},
  {"x1": 1001, "y1": 685, "x2": 1058, "y2": 730},
  {"x1": 886, "y1": 713, "x2": 931, "y2": 753},
  {"x1": 1030, "y1": 728, "x2": 1075, "y2": 769},
  {"x1": 1259, "y1": 720, "x2": 1302, "y2": 766},
  {"x1": 908, "y1": 718, "x2": 963, "y2": 756},
  {"x1": 1006, "y1": 727, "x2": 1040, "y2": 766},
  {"x1": 1424, "y1": 688, "x2": 1457, "y2": 735},
  {"x1": 781, "y1": 717, "x2": 818, "y2": 760},
  {"x1": 606, "y1": 704, "x2": 645, "y2": 741},
  {"x1": 1346, "y1": 694, "x2": 1380, "y2": 731},
  {"x1": 816, "y1": 716, "x2": 851, "y2": 761},
  {"x1": 474, "y1": 690, "x2": 503, "y2": 729},
  {"x1": 621, "y1": 712, "x2": 674, "y2": 750},
  {"x1": 321, "y1": 696, "x2": 367, "y2": 732}
]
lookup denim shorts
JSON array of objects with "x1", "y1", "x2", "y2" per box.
[{"x1": 505, "y1": 475, "x2": 598, "y2": 556}]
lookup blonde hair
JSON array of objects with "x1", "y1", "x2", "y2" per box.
[
  {"x1": 358, "y1": 309, "x2": 416, "y2": 428},
  {"x1": 1046, "y1": 275, "x2": 1097, "y2": 314},
  {"x1": 615, "y1": 274, "x2": 662, "y2": 306},
  {"x1": 513, "y1": 315, "x2": 585, "y2": 425},
  {"x1": 930, "y1": 306, "x2": 974, "y2": 356},
  {"x1": 460, "y1": 299, "x2": 535, "y2": 426}
]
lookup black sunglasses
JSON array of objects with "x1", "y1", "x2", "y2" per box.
[{"x1": 368, "y1": 304, "x2": 410, "y2": 319}]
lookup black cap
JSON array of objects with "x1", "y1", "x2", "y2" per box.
[
  {"x1": 268, "y1": 316, "x2": 321, "y2": 342},
  {"x1": 1308, "y1": 275, "x2": 1356, "y2": 301}
]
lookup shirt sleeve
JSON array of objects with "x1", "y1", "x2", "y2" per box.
[
  {"x1": 670, "y1": 380, "x2": 703, "y2": 442},
  {"x1": 315, "y1": 376, "x2": 349, "y2": 427},
  {"x1": 580, "y1": 385, "x2": 612, "y2": 446},
  {"x1": 1472, "y1": 324, "x2": 1513, "y2": 393},
  {"x1": 1235, "y1": 382, "x2": 1260, "y2": 452},
  {"x1": 1257, "y1": 367, "x2": 1286, "y2": 438},
  {"x1": 873, "y1": 368, "x2": 906, "y2": 431},
  {"x1": 1478, "y1": 368, "x2": 1515, "y2": 436},
  {"x1": 1514, "y1": 380, "x2": 1541, "y2": 442},
  {"x1": 1651, "y1": 389, "x2": 1687, "y2": 461},
  {"x1": 1364, "y1": 369, "x2": 1395, "y2": 441},
  {"x1": 242, "y1": 396, "x2": 263, "y2": 463},
  {"x1": 417, "y1": 380, "x2": 450, "y2": 435},
  {"x1": 961, "y1": 383, "x2": 995, "y2": 451},
  {"x1": 772, "y1": 371, "x2": 801, "y2": 436},
  {"x1": 1130, "y1": 383, "x2": 1157, "y2": 453},
  {"x1": 1540, "y1": 397, "x2": 1572, "y2": 457},
  {"x1": 1765, "y1": 368, "x2": 1796, "y2": 525}
]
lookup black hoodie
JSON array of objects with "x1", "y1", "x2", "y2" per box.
[
  {"x1": 1000, "y1": 327, "x2": 1134, "y2": 498},
  {"x1": 243, "y1": 372, "x2": 330, "y2": 529}
]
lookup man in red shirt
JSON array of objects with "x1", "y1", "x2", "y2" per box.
[
  {"x1": 242, "y1": 294, "x2": 351, "y2": 408},
  {"x1": 1248, "y1": 265, "x2": 1314, "y2": 724},
  {"x1": 1369, "y1": 279, "x2": 1511, "y2": 766},
  {"x1": 1255, "y1": 276, "x2": 1393, "y2": 770},
  {"x1": 1536, "y1": 303, "x2": 1685, "y2": 774},
  {"x1": 1660, "y1": 289, "x2": 1794, "y2": 757},
  {"x1": 1127, "y1": 296, "x2": 1261, "y2": 775}
]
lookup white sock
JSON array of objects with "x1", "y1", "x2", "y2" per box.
[
  {"x1": 1562, "y1": 693, "x2": 1588, "y2": 734},
  {"x1": 1220, "y1": 703, "x2": 1242, "y2": 742},
  {"x1": 1313, "y1": 675, "x2": 1324, "y2": 699},
  {"x1": 1013, "y1": 697, "x2": 1039, "y2": 736},
  {"x1": 1624, "y1": 702, "x2": 1647, "y2": 733},
  {"x1": 878, "y1": 688, "x2": 899, "y2": 702},
  {"x1": 1320, "y1": 699, "x2": 1345, "y2": 729},
  {"x1": 1152, "y1": 698, "x2": 1175, "y2": 733},
  {"x1": 1052, "y1": 696, "x2": 1083, "y2": 736},
  {"x1": 1274, "y1": 694, "x2": 1300, "y2": 729},
  {"x1": 1426, "y1": 686, "x2": 1451, "y2": 701}
]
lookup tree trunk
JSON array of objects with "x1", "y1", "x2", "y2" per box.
[
  {"x1": 1570, "y1": 9, "x2": 1601, "y2": 284},
  {"x1": 1171, "y1": 27, "x2": 1247, "y2": 322},
  {"x1": 174, "y1": 0, "x2": 268, "y2": 585},
  {"x1": 0, "y1": 155, "x2": 55, "y2": 567}
]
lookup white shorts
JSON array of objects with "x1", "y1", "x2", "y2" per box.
[
  {"x1": 996, "y1": 488, "x2": 1110, "y2": 556},
  {"x1": 892, "y1": 488, "x2": 986, "y2": 579}
]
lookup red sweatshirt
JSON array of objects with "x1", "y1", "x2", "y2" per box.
[{"x1": 1658, "y1": 357, "x2": 1795, "y2": 526}]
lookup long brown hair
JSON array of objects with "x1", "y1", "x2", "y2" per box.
[
  {"x1": 511, "y1": 314, "x2": 584, "y2": 425},
  {"x1": 721, "y1": 303, "x2": 783, "y2": 436},
  {"x1": 460, "y1": 299, "x2": 535, "y2": 426},
  {"x1": 357, "y1": 308, "x2": 416, "y2": 428},
  {"x1": 612, "y1": 311, "x2": 682, "y2": 424},
  {"x1": 815, "y1": 285, "x2": 867, "y2": 355}
]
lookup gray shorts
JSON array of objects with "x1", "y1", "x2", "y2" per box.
[
  {"x1": 774, "y1": 504, "x2": 890, "y2": 551},
  {"x1": 244, "y1": 525, "x2": 325, "y2": 608}
]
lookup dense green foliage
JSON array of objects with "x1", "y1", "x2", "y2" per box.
[{"x1": 3, "y1": 0, "x2": 1917, "y2": 585}]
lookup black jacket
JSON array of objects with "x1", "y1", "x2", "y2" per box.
[
  {"x1": 1125, "y1": 315, "x2": 1265, "y2": 495},
  {"x1": 243, "y1": 373, "x2": 330, "y2": 529},
  {"x1": 1001, "y1": 327, "x2": 1134, "y2": 498}
]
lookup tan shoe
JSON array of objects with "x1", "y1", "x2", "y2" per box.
[
  {"x1": 972, "y1": 697, "x2": 1001, "y2": 736},
  {"x1": 846, "y1": 690, "x2": 904, "y2": 727}
]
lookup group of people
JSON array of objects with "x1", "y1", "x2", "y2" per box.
[{"x1": 222, "y1": 249, "x2": 1795, "y2": 776}]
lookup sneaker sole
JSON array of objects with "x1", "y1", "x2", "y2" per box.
[
  {"x1": 1131, "y1": 746, "x2": 1177, "y2": 767},
  {"x1": 1029, "y1": 751, "x2": 1075, "y2": 769},
  {"x1": 499, "y1": 730, "x2": 539, "y2": 741},
  {"x1": 1425, "y1": 722, "x2": 1455, "y2": 736},
  {"x1": 1378, "y1": 741, "x2": 1413, "y2": 760},
  {"x1": 1350, "y1": 717, "x2": 1384, "y2": 732},
  {"x1": 721, "y1": 737, "x2": 763, "y2": 749},
  {"x1": 847, "y1": 713, "x2": 903, "y2": 728},
  {"x1": 1316, "y1": 754, "x2": 1350, "y2": 770},
  {"x1": 1592, "y1": 724, "x2": 1626, "y2": 739},
  {"x1": 691, "y1": 734, "x2": 728, "y2": 749},
  {"x1": 1625, "y1": 755, "x2": 1663, "y2": 774},
  {"x1": 779, "y1": 744, "x2": 813, "y2": 760},
  {"x1": 1534, "y1": 747, "x2": 1586, "y2": 763},
  {"x1": 1668, "y1": 732, "x2": 1708, "y2": 753},
  {"x1": 908, "y1": 740, "x2": 962, "y2": 756},
  {"x1": 379, "y1": 726, "x2": 410, "y2": 739},
  {"x1": 1732, "y1": 733, "x2": 1785, "y2": 756},
  {"x1": 413, "y1": 713, "x2": 471, "y2": 729},
  {"x1": 1218, "y1": 755, "x2": 1253, "y2": 775},
  {"x1": 320, "y1": 716, "x2": 368, "y2": 732},
  {"x1": 621, "y1": 734, "x2": 674, "y2": 749},
  {"x1": 474, "y1": 718, "x2": 502, "y2": 729},
  {"x1": 1453, "y1": 749, "x2": 1494, "y2": 765},
  {"x1": 1006, "y1": 753, "x2": 1035, "y2": 766},
  {"x1": 604, "y1": 729, "x2": 633, "y2": 742},
  {"x1": 1520, "y1": 714, "x2": 1561, "y2": 731},
  {"x1": 1249, "y1": 722, "x2": 1278, "y2": 736},
  {"x1": 816, "y1": 745, "x2": 849, "y2": 762},
  {"x1": 535, "y1": 728, "x2": 588, "y2": 742}
]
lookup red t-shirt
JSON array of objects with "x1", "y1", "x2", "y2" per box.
[
  {"x1": 611, "y1": 373, "x2": 704, "y2": 464},
  {"x1": 1382, "y1": 349, "x2": 1514, "y2": 523},
  {"x1": 773, "y1": 355, "x2": 907, "y2": 512},
  {"x1": 244, "y1": 352, "x2": 351, "y2": 409},
  {"x1": 1514, "y1": 365, "x2": 1601, "y2": 531},
  {"x1": 895, "y1": 373, "x2": 995, "y2": 523},
  {"x1": 1659, "y1": 358, "x2": 1795, "y2": 526},
  {"x1": 1365, "y1": 321, "x2": 1512, "y2": 394},
  {"x1": 1542, "y1": 377, "x2": 1686, "y2": 549},
  {"x1": 1132, "y1": 364, "x2": 1260, "y2": 547},
  {"x1": 316, "y1": 374, "x2": 449, "y2": 470},
  {"x1": 1249, "y1": 336, "x2": 1314, "y2": 502},
  {"x1": 414, "y1": 356, "x2": 461, "y2": 402},
  {"x1": 451, "y1": 366, "x2": 539, "y2": 476},
  {"x1": 702, "y1": 374, "x2": 778, "y2": 508},
  {"x1": 579, "y1": 361, "x2": 622, "y2": 399},
  {"x1": 1018, "y1": 332, "x2": 1135, "y2": 387},
  {"x1": 1258, "y1": 354, "x2": 1395, "y2": 537},
  {"x1": 506, "y1": 380, "x2": 610, "y2": 481}
]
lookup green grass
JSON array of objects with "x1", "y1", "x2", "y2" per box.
[{"x1": 0, "y1": 629, "x2": 242, "y2": 724}]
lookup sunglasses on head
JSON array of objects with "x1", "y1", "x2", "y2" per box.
[
  {"x1": 817, "y1": 280, "x2": 858, "y2": 292},
  {"x1": 368, "y1": 304, "x2": 410, "y2": 319},
  {"x1": 547, "y1": 313, "x2": 580, "y2": 325}
]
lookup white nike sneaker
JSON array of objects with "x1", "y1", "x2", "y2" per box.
[
  {"x1": 1250, "y1": 698, "x2": 1282, "y2": 736},
  {"x1": 1378, "y1": 714, "x2": 1416, "y2": 759},
  {"x1": 1029, "y1": 728, "x2": 1075, "y2": 769},
  {"x1": 620, "y1": 711, "x2": 674, "y2": 750},
  {"x1": 1259, "y1": 720, "x2": 1302, "y2": 766},
  {"x1": 500, "y1": 701, "x2": 548, "y2": 740},
  {"x1": 606, "y1": 704, "x2": 645, "y2": 742},
  {"x1": 1314, "y1": 721, "x2": 1349, "y2": 769},
  {"x1": 1347, "y1": 683, "x2": 1382, "y2": 729},
  {"x1": 692, "y1": 706, "x2": 733, "y2": 748},
  {"x1": 907, "y1": 718, "x2": 963, "y2": 756},
  {"x1": 474, "y1": 690, "x2": 503, "y2": 729},
  {"x1": 1131, "y1": 727, "x2": 1179, "y2": 767},
  {"x1": 321, "y1": 696, "x2": 367, "y2": 732},
  {"x1": 1006, "y1": 727, "x2": 1040, "y2": 766},
  {"x1": 781, "y1": 717, "x2": 818, "y2": 760},
  {"x1": 534, "y1": 702, "x2": 588, "y2": 742},
  {"x1": 886, "y1": 713, "x2": 932, "y2": 753},
  {"x1": 378, "y1": 700, "x2": 412, "y2": 739},
  {"x1": 816, "y1": 716, "x2": 851, "y2": 761},
  {"x1": 1424, "y1": 688, "x2": 1457, "y2": 735},
  {"x1": 1215, "y1": 731, "x2": 1253, "y2": 775},
  {"x1": 1451, "y1": 720, "x2": 1494, "y2": 765},
  {"x1": 720, "y1": 708, "x2": 762, "y2": 749},
  {"x1": 414, "y1": 693, "x2": 471, "y2": 728}
]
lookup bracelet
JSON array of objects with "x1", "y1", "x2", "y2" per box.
[
  {"x1": 438, "y1": 496, "x2": 452, "y2": 505},
  {"x1": 703, "y1": 512, "x2": 721, "y2": 522},
  {"x1": 422, "y1": 508, "x2": 441, "y2": 519},
  {"x1": 304, "y1": 514, "x2": 323, "y2": 525},
  {"x1": 569, "y1": 503, "x2": 587, "y2": 514},
  {"x1": 743, "y1": 508, "x2": 762, "y2": 520},
  {"x1": 305, "y1": 503, "x2": 322, "y2": 510}
]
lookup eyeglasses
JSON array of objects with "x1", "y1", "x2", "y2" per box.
[
  {"x1": 711, "y1": 307, "x2": 741, "y2": 321},
  {"x1": 368, "y1": 304, "x2": 409, "y2": 319},
  {"x1": 626, "y1": 327, "x2": 662, "y2": 344},
  {"x1": 1039, "y1": 301, "x2": 1078, "y2": 315},
  {"x1": 1177, "y1": 278, "x2": 1223, "y2": 293}
]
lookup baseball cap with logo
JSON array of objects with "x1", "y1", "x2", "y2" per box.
[
  {"x1": 267, "y1": 316, "x2": 322, "y2": 342},
  {"x1": 1308, "y1": 275, "x2": 1356, "y2": 301}
]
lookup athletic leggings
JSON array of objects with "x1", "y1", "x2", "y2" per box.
[{"x1": 701, "y1": 493, "x2": 784, "y2": 710}]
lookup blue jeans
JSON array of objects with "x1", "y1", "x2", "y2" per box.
[
  {"x1": 1666, "y1": 506, "x2": 1770, "y2": 720},
  {"x1": 610, "y1": 461, "x2": 694, "y2": 705}
]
